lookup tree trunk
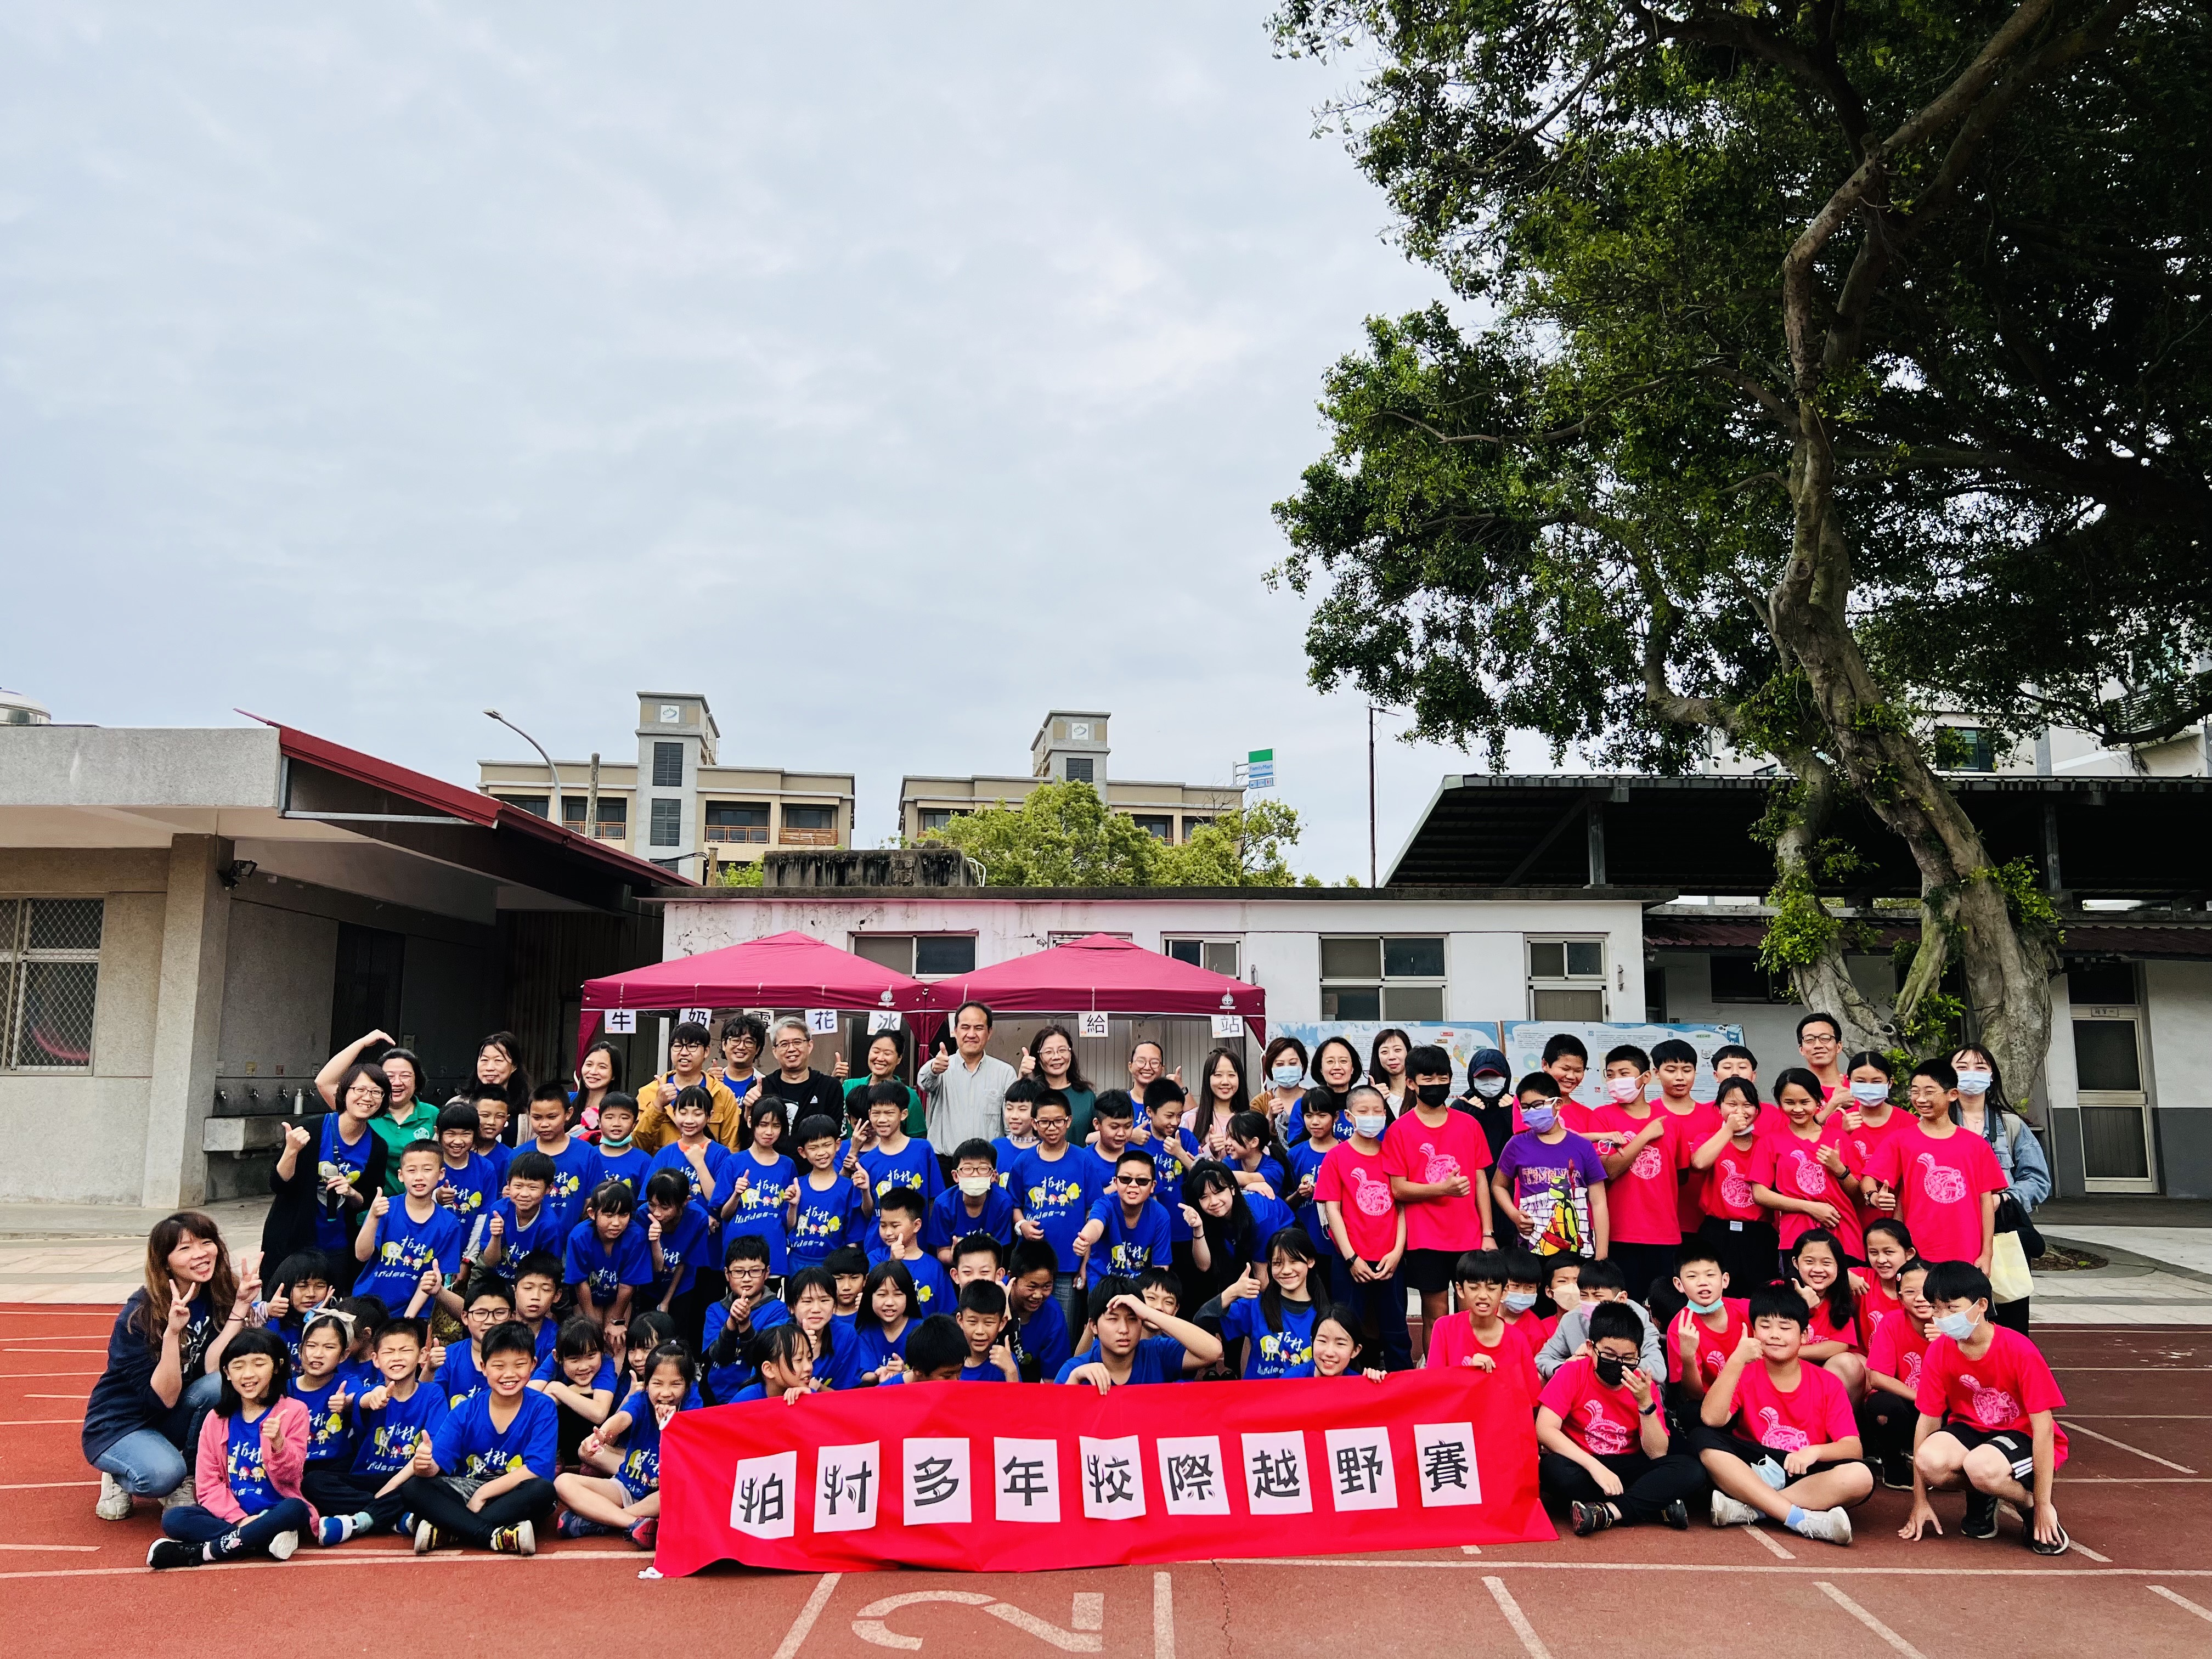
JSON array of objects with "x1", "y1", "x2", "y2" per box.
[
  {"x1": 1769, "y1": 452, "x2": 2059, "y2": 1116},
  {"x1": 1767, "y1": 757, "x2": 1898, "y2": 1056}
]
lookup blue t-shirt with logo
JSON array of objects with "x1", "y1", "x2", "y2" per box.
[
  {"x1": 487, "y1": 1197, "x2": 565, "y2": 1266},
  {"x1": 353, "y1": 1200, "x2": 465, "y2": 1309},
  {"x1": 608, "y1": 1388, "x2": 688, "y2": 1499},
  {"x1": 789, "y1": 1172, "x2": 868, "y2": 1267},
  {"x1": 725, "y1": 1151, "x2": 797, "y2": 1273},
  {"x1": 431, "y1": 1388, "x2": 558, "y2": 1481},
  {"x1": 856, "y1": 1137, "x2": 945, "y2": 1207},
  {"x1": 1147, "y1": 1127, "x2": 1201, "y2": 1240},
  {"x1": 1084, "y1": 1196, "x2": 1176, "y2": 1277},
  {"x1": 352, "y1": 1382, "x2": 449, "y2": 1476},
  {"x1": 223, "y1": 1410, "x2": 281, "y2": 1513},
  {"x1": 1012, "y1": 1147, "x2": 1098, "y2": 1262},
  {"x1": 1009, "y1": 1296, "x2": 1071, "y2": 1383},
  {"x1": 436, "y1": 1342, "x2": 486, "y2": 1410},
  {"x1": 287, "y1": 1373, "x2": 357, "y2": 1465},
  {"x1": 436, "y1": 1151, "x2": 501, "y2": 1221},
  {"x1": 926, "y1": 1184, "x2": 1015, "y2": 1252},
  {"x1": 1221, "y1": 1296, "x2": 1319, "y2": 1379},
  {"x1": 648, "y1": 1200, "x2": 716, "y2": 1303},
  {"x1": 535, "y1": 1138, "x2": 600, "y2": 1239},
  {"x1": 645, "y1": 1139, "x2": 741, "y2": 1214},
  {"x1": 563, "y1": 1218, "x2": 654, "y2": 1302},
  {"x1": 595, "y1": 1142, "x2": 650, "y2": 1193},
  {"x1": 1288, "y1": 1139, "x2": 1336, "y2": 1257},
  {"x1": 313, "y1": 1115, "x2": 377, "y2": 1251},
  {"x1": 701, "y1": 1296, "x2": 791, "y2": 1402}
]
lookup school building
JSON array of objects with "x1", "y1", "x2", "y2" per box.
[{"x1": 0, "y1": 713, "x2": 682, "y2": 1210}]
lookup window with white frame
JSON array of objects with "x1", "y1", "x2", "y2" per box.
[
  {"x1": 0, "y1": 899, "x2": 102, "y2": 1071},
  {"x1": 1320, "y1": 936, "x2": 1444, "y2": 1021},
  {"x1": 1527, "y1": 936, "x2": 1606, "y2": 1020},
  {"x1": 1165, "y1": 938, "x2": 1240, "y2": 977}
]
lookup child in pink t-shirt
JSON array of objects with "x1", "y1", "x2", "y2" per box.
[
  {"x1": 1587, "y1": 1045, "x2": 1681, "y2": 1305},
  {"x1": 1750, "y1": 1069, "x2": 1863, "y2": 1263},
  {"x1": 1313, "y1": 1084, "x2": 1412, "y2": 1372},
  {"x1": 1864, "y1": 1060, "x2": 2005, "y2": 1270},
  {"x1": 1383, "y1": 1047, "x2": 1494, "y2": 1351},
  {"x1": 1424, "y1": 1249, "x2": 1541, "y2": 1400},
  {"x1": 1695, "y1": 1285, "x2": 1872, "y2": 1545}
]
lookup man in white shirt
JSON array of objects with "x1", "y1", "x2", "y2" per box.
[{"x1": 918, "y1": 1001, "x2": 1013, "y2": 1150}]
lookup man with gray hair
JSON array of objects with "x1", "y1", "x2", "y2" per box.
[
  {"x1": 917, "y1": 1000, "x2": 1012, "y2": 1148},
  {"x1": 755, "y1": 1014, "x2": 847, "y2": 1125}
]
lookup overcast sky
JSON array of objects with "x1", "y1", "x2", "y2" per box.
[{"x1": 2, "y1": 5, "x2": 1554, "y2": 880}]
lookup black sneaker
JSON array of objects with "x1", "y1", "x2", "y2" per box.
[
  {"x1": 1881, "y1": 1455, "x2": 1913, "y2": 1491},
  {"x1": 145, "y1": 1538, "x2": 200, "y2": 1571},
  {"x1": 1961, "y1": 1491, "x2": 2000, "y2": 1539},
  {"x1": 1661, "y1": 1499, "x2": 1690, "y2": 1530},
  {"x1": 2027, "y1": 1520, "x2": 2070, "y2": 1557},
  {"x1": 1570, "y1": 1500, "x2": 1617, "y2": 1536}
]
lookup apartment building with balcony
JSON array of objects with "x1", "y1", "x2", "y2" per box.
[
  {"x1": 479, "y1": 692, "x2": 853, "y2": 876},
  {"x1": 899, "y1": 710, "x2": 1242, "y2": 845}
]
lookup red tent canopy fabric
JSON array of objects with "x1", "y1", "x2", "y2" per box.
[
  {"x1": 576, "y1": 931, "x2": 935, "y2": 1063},
  {"x1": 927, "y1": 933, "x2": 1266, "y2": 1037}
]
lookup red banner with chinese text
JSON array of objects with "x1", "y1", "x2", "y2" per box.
[{"x1": 654, "y1": 1369, "x2": 1552, "y2": 1575}]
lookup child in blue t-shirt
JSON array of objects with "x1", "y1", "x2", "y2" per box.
[
  {"x1": 1216, "y1": 1227, "x2": 1324, "y2": 1379},
  {"x1": 1012, "y1": 1094, "x2": 1096, "y2": 1328},
  {"x1": 853, "y1": 1260, "x2": 919, "y2": 1383},
  {"x1": 641, "y1": 1169, "x2": 716, "y2": 1316},
  {"x1": 432, "y1": 1103, "x2": 502, "y2": 1223},
  {"x1": 786, "y1": 1112, "x2": 873, "y2": 1271},
  {"x1": 554, "y1": 1341, "x2": 699, "y2": 1548},
  {"x1": 992, "y1": 1079, "x2": 1040, "y2": 1184},
  {"x1": 405, "y1": 1321, "x2": 558, "y2": 1554},
  {"x1": 645, "y1": 1087, "x2": 741, "y2": 1213},
  {"x1": 867, "y1": 1188, "x2": 955, "y2": 1314},
  {"x1": 564, "y1": 1180, "x2": 655, "y2": 1329},
  {"x1": 701, "y1": 1234, "x2": 789, "y2": 1402},
  {"x1": 1287, "y1": 1096, "x2": 1341, "y2": 1261},
  {"x1": 954, "y1": 1279, "x2": 1019, "y2": 1381},
  {"x1": 300, "y1": 1314, "x2": 446, "y2": 1537},
  {"x1": 1075, "y1": 1148, "x2": 1176, "y2": 1279},
  {"x1": 927, "y1": 1139, "x2": 1016, "y2": 1260},
  {"x1": 352, "y1": 1144, "x2": 465, "y2": 1317},
  {"x1": 1137, "y1": 1089, "x2": 1202, "y2": 1245},
  {"x1": 258, "y1": 1249, "x2": 337, "y2": 1366},
  {"x1": 530, "y1": 1316, "x2": 619, "y2": 1465},
  {"x1": 592, "y1": 1093, "x2": 650, "y2": 1192},
  {"x1": 1005, "y1": 1239, "x2": 1072, "y2": 1382},
  {"x1": 722, "y1": 1323, "x2": 819, "y2": 1403},
  {"x1": 287, "y1": 1311, "x2": 361, "y2": 1472},
  {"x1": 481, "y1": 1149, "x2": 567, "y2": 1272},
  {"x1": 853, "y1": 1088, "x2": 945, "y2": 1210},
  {"x1": 1056, "y1": 1277, "x2": 1224, "y2": 1389},
  {"x1": 526, "y1": 1085, "x2": 601, "y2": 1241},
  {"x1": 726, "y1": 1101, "x2": 798, "y2": 1272}
]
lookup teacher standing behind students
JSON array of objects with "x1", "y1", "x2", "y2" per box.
[{"x1": 918, "y1": 1001, "x2": 1012, "y2": 1149}]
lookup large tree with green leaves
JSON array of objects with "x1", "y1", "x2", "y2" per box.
[
  {"x1": 916, "y1": 780, "x2": 1310, "y2": 886},
  {"x1": 1269, "y1": 0, "x2": 2210, "y2": 1101}
]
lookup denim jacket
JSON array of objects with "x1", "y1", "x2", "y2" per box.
[{"x1": 1983, "y1": 1108, "x2": 2052, "y2": 1212}]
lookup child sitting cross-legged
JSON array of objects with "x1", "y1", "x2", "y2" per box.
[
  {"x1": 401, "y1": 1318, "x2": 558, "y2": 1555},
  {"x1": 147, "y1": 1328, "x2": 371, "y2": 1568},
  {"x1": 530, "y1": 1317, "x2": 619, "y2": 1468},
  {"x1": 302, "y1": 1314, "x2": 447, "y2": 1538},
  {"x1": 554, "y1": 1341, "x2": 699, "y2": 1549},
  {"x1": 1535, "y1": 1300, "x2": 1702, "y2": 1536},
  {"x1": 1695, "y1": 1284, "x2": 1874, "y2": 1545}
]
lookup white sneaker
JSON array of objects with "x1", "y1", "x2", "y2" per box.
[
  {"x1": 1790, "y1": 1505, "x2": 1853, "y2": 1546},
  {"x1": 158, "y1": 1480, "x2": 194, "y2": 1510},
  {"x1": 266, "y1": 1530, "x2": 300, "y2": 1562},
  {"x1": 95, "y1": 1472, "x2": 132, "y2": 1521},
  {"x1": 1709, "y1": 1491, "x2": 1762, "y2": 1528}
]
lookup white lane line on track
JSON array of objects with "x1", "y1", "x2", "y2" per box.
[
  {"x1": 2148, "y1": 1584, "x2": 2212, "y2": 1623},
  {"x1": 773, "y1": 1572, "x2": 844, "y2": 1659},
  {"x1": 1815, "y1": 1582, "x2": 1927, "y2": 1659},
  {"x1": 1221, "y1": 1559, "x2": 2212, "y2": 1575},
  {"x1": 1745, "y1": 1525, "x2": 1795, "y2": 1559},
  {"x1": 1154, "y1": 1570, "x2": 1175, "y2": 1659},
  {"x1": 1482, "y1": 1577, "x2": 1555, "y2": 1659},
  {"x1": 2059, "y1": 1420, "x2": 2198, "y2": 1474}
]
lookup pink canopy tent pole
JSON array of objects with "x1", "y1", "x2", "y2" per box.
[
  {"x1": 924, "y1": 933, "x2": 1266, "y2": 1039},
  {"x1": 575, "y1": 930, "x2": 940, "y2": 1065}
]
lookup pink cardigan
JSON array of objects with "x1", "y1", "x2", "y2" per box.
[{"x1": 194, "y1": 1395, "x2": 321, "y2": 1527}]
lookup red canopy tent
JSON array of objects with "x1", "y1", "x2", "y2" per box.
[
  {"x1": 575, "y1": 930, "x2": 938, "y2": 1063},
  {"x1": 926, "y1": 933, "x2": 1266, "y2": 1040}
]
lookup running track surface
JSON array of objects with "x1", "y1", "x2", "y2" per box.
[{"x1": 7, "y1": 1306, "x2": 2212, "y2": 1659}]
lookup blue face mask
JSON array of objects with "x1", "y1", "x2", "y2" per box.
[
  {"x1": 1933, "y1": 1309, "x2": 1979, "y2": 1341},
  {"x1": 1271, "y1": 1064, "x2": 1305, "y2": 1088},
  {"x1": 1503, "y1": 1291, "x2": 1538, "y2": 1314},
  {"x1": 1850, "y1": 1081, "x2": 1891, "y2": 1106},
  {"x1": 1521, "y1": 1104, "x2": 1558, "y2": 1133}
]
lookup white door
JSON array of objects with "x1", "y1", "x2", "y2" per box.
[{"x1": 2073, "y1": 1014, "x2": 2157, "y2": 1193}]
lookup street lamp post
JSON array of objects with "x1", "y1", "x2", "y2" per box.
[{"x1": 484, "y1": 709, "x2": 563, "y2": 826}]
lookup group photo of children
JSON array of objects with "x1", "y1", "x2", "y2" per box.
[{"x1": 80, "y1": 1003, "x2": 2069, "y2": 1567}]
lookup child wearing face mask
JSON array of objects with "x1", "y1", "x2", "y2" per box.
[
  {"x1": 1384, "y1": 1044, "x2": 1496, "y2": 1348},
  {"x1": 1500, "y1": 1248, "x2": 1551, "y2": 1340},
  {"x1": 1491, "y1": 1075, "x2": 1610, "y2": 1259},
  {"x1": 926, "y1": 1141, "x2": 1015, "y2": 1262},
  {"x1": 1537, "y1": 1300, "x2": 1704, "y2": 1535},
  {"x1": 1456, "y1": 1047, "x2": 1516, "y2": 1163},
  {"x1": 1690, "y1": 1076, "x2": 1776, "y2": 1294},
  {"x1": 1663, "y1": 1238, "x2": 1750, "y2": 1419},
  {"x1": 1588, "y1": 1045, "x2": 1682, "y2": 1306},
  {"x1": 1313, "y1": 1084, "x2": 1412, "y2": 1371}
]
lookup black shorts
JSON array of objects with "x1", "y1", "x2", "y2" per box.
[
  {"x1": 1935, "y1": 1424, "x2": 2038, "y2": 1482},
  {"x1": 1689, "y1": 1425, "x2": 1859, "y2": 1486},
  {"x1": 1401, "y1": 1248, "x2": 1461, "y2": 1295}
]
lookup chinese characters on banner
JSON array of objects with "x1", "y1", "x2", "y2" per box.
[{"x1": 654, "y1": 1370, "x2": 1550, "y2": 1575}]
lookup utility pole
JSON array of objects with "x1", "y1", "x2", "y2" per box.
[
  {"x1": 486, "y1": 709, "x2": 562, "y2": 825},
  {"x1": 585, "y1": 753, "x2": 601, "y2": 839},
  {"x1": 1368, "y1": 704, "x2": 1379, "y2": 888}
]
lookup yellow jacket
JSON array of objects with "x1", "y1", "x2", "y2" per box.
[{"x1": 633, "y1": 1070, "x2": 743, "y2": 1152}]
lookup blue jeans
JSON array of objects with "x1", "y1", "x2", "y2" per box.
[
  {"x1": 92, "y1": 1372, "x2": 223, "y2": 1496},
  {"x1": 161, "y1": 1497, "x2": 311, "y2": 1559},
  {"x1": 1328, "y1": 1256, "x2": 1414, "y2": 1371}
]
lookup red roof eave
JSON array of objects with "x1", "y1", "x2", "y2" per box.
[{"x1": 240, "y1": 712, "x2": 692, "y2": 890}]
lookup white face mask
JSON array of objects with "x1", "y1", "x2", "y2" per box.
[
  {"x1": 957, "y1": 1175, "x2": 994, "y2": 1199},
  {"x1": 1352, "y1": 1114, "x2": 1388, "y2": 1141},
  {"x1": 1502, "y1": 1290, "x2": 1538, "y2": 1314},
  {"x1": 1471, "y1": 1076, "x2": 1505, "y2": 1099},
  {"x1": 1933, "y1": 1308, "x2": 1979, "y2": 1341},
  {"x1": 1955, "y1": 1067, "x2": 1992, "y2": 1096},
  {"x1": 1850, "y1": 1081, "x2": 1891, "y2": 1106},
  {"x1": 1606, "y1": 1075, "x2": 1643, "y2": 1104}
]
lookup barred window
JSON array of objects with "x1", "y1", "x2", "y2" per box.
[
  {"x1": 650, "y1": 799, "x2": 682, "y2": 847},
  {"x1": 0, "y1": 899, "x2": 102, "y2": 1071}
]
